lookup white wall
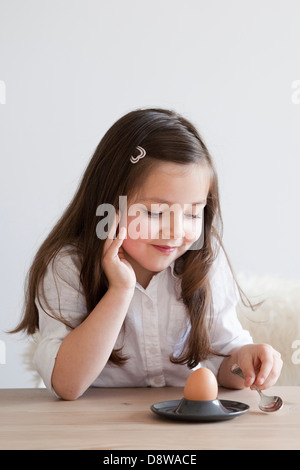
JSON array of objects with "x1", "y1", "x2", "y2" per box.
[{"x1": 0, "y1": 0, "x2": 299, "y2": 387}]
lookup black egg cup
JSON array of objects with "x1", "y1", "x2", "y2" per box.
[{"x1": 151, "y1": 396, "x2": 249, "y2": 422}]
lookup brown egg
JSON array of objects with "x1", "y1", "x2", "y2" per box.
[{"x1": 184, "y1": 367, "x2": 218, "y2": 401}]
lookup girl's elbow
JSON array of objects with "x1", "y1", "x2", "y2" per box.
[
  {"x1": 59, "y1": 389, "x2": 83, "y2": 401},
  {"x1": 52, "y1": 379, "x2": 86, "y2": 401}
]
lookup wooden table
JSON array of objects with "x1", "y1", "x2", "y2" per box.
[{"x1": 0, "y1": 386, "x2": 299, "y2": 450}]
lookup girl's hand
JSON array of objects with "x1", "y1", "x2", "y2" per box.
[
  {"x1": 102, "y1": 216, "x2": 136, "y2": 292},
  {"x1": 236, "y1": 343, "x2": 283, "y2": 390}
]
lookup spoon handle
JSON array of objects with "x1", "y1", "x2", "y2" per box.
[{"x1": 231, "y1": 364, "x2": 245, "y2": 380}]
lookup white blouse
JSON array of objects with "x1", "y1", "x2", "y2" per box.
[{"x1": 34, "y1": 247, "x2": 252, "y2": 396}]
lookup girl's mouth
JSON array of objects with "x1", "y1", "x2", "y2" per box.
[{"x1": 151, "y1": 245, "x2": 177, "y2": 254}]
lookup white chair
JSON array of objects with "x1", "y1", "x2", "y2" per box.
[{"x1": 237, "y1": 273, "x2": 300, "y2": 385}]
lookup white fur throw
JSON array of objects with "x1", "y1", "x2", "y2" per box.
[{"x1": 236, "y1": 273, "x2": 300, "y2": 385}]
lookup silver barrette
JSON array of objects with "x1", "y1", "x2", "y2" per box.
[{"x1": 130, "y1": 146, "x2": 146, "y2": 164}]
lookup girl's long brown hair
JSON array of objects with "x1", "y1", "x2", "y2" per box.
[{"x1": 12, "y1": 108, "x2": 240, "y2": 368}]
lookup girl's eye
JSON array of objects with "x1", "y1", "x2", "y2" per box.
[
  {"x1": 145, "y1": 210, "x2": 202, "y2": 219},
  {"x1": 146, "y1": 211, "x2": 162, "y2": 218},
  {"x1": 185, "y1": 213, "x2": 202, "y2": 219}
]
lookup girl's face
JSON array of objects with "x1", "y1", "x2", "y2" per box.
[{"x1": 121, "y1": 162, "x2": 211, "y2": 288}]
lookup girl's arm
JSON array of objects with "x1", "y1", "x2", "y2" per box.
[
  {"x1": 51, "y1": 226, "x2": 136, "y2": 400},
  {"x1": 51, "y1": 286, "x2": 133, "y2": 400},
  {"x1": 217, "y1": 344, "x2": 283, "y2": 390}
]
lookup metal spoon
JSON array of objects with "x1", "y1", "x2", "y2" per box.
[{"x1": 231, "y1": 364, "x2": 283, "y2": 412}]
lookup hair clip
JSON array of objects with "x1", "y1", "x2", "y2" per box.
[{"x1": 130, "y1": 146, "x2": 146, "y2": 164}]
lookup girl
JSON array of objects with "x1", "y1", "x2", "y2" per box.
[{"x1": 13, "y1": 108, "x2": 282, "y2": 400}]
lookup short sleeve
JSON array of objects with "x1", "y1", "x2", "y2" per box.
[
  {"x1": 201, "y1": 247, "x2": 253, "y2": 376},
  {"x1": 33, "y1": 248, "x2": 87, "y2": 395}
]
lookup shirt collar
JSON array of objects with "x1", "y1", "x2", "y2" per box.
[{"x1": 135, "y1": 262, "x2": 178, "y2": 293}]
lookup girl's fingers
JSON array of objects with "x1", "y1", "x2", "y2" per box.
[
  {"x1": 107, "y1": 212, "x2": 120, "y2": 240},
  {"x1": 240, "y1": 364, "x2": 256, "y2": 388},
  {"x1": 111, "y1": 227, "x2": 127, "y2": 254},
  {"x1": 237, "y1": 344, "x2": 283, "y2": 390},
  {"x1": 255, "y1": 360, "x2": 273, "y2": 387},
  {"x1": 118, "y1": 226, "x2": 127, "y2": 240},
  {"x1": 257, "y1": 351, "x2": 283, "y2": 389},
  {"x1": 238, "y1": 351, "x2": 256, "y2": 386},
  {"x1": 254, "y1": 345, "x2": 279, "y2": 387},
  {"x1": 102, "y1": 213, "x2": 120, "y2": 255},
  {"x1": 104, "y1": 226, "x2": 127, "y2": 261}
]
